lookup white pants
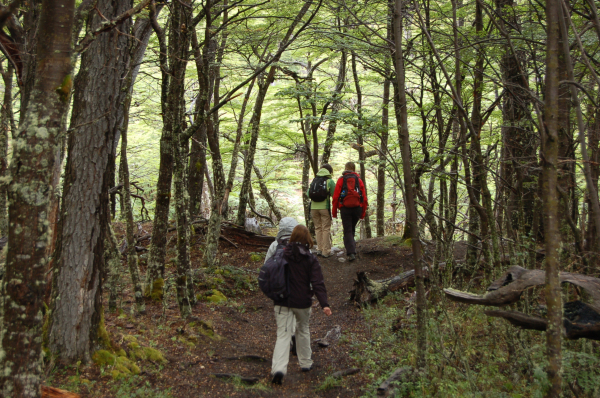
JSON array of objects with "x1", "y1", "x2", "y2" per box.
[{"x1": 272, "y1": 306, "x2": 312, "y2": 375}]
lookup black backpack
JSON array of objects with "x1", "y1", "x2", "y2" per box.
[
  {"x1": 258, "y1": 239, "x2": 289, "y2": 301},
  {"x1": 309, "y1": 176, "x2": 329, "y2": 202}
]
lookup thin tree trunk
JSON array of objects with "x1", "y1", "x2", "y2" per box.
[
  {"x1": 236, "y1": 0, "x2": 315, "y2": 226},
  {"x1": 105, "y1": 225, "x2": 121, "y2": 312},
  {"x1": 0, "y1": 63, "x2": 12, "y2": 237},
  {"x1": 392, "y1": 0, "x2": 426, "y2": 369},
  {"x1": 376, "y1": 16, "x2": 391, "y2": 238},
  {"x1": 253, "y1": 164, "x2": 282, "y2": 222},
  {"x1": 146, "y1": 3, "x2": 189, "y2": 299},
  {"x1": 222, "y1": 78, "x2": 255, "y2": 217},
  {"x1": 543, "y1": 0, "x2": 563, "y2": 394},
  {"x1": 0, "y1": 0, "x2": 75, "y2": 395},
  {"x1": 351, "y1": 52, "x2": 372, "y2": 238},
  {"x1": 321, "y1": 50, "x2": 346, "y2": 164},
  {"x1": 119, "y1": 74, "x2": 145, "y2": 315}
]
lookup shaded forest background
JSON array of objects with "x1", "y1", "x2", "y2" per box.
[{"x1": 0, "y1": 0, "x2": 599, "y2": 396}]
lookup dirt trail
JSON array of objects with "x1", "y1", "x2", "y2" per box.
[{"x1": 89, "y1": 236, "x2": 415, "y2": 397}]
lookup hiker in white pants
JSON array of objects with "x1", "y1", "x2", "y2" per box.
[{"x1": 269, "y1": 225, "x2": 332, "y2": 385}]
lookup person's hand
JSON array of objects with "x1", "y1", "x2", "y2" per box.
[{"x1": 323, "y1": 307, "x2": 332, "y2": 316}]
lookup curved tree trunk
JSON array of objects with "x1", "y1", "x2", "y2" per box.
[{"x1": 0, "y1": 0, "x2": 75, "y2": 395}]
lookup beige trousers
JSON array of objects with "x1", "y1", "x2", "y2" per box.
[
  {"x1": 272, "y1": 306, "x2": 312, "y2": 375},
  {"x1": 311, "y1": 209, "x2": 332, "y2": 255}
]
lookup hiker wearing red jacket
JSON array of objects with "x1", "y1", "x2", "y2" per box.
[{"x1": 332, "y1": 162, "x2": 368, "y2": 261}]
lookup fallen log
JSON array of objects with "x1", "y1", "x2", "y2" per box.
[
  {"x1": 41, "y1": 386, "x2": 81, "y2": 398},
  {"x1": 377, "y1": 366, "x2": 413, "y2": 396},
  {"x1": 350, "y1": 268, "x2": 428, "y2": 306},
  {"x1": 211, "y1": 373, "x2": 260, "y2": 385},
  {"x1": 444, "y1": 266, "x2": 600, "y2": 311},
  {"x1": 139, "y1": 219, "x2": 275, "y2": 251},
  {"x1": 332, "y1": 368, "x2": 360, "y2": 378},
  {"x1": 445, "y1": 266, "x2": 600, "y2": 340}
]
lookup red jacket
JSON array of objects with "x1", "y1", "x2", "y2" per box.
[{"x1": 332, "y1": 171, "x2": 368, "y2": 219}]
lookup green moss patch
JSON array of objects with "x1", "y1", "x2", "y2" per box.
[
  {"x1": 204, "y1": 289, "x2": 227, "y2": 304},
  {"x1": 145, "y1": 278, "x2": 165, "y2": 301},
  {"x1": 93, "y1": 350, "x2": 141, "y2": 379}
]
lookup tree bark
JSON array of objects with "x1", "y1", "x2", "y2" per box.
[
  {"x1": 49, "y1": 0, "x2": 134, "y2": 364},
  {"x1": 392, "y1": 0, "x2": 426, "y2": 369},
  {"x1": 253, "y1": 164, "x2": 282, "y2": 222},
  {"x1": 0, "y1": 0, "x2": 75, "y2": 395},
  {"x1": 543, "y1": 0, "x2": 563, "y2": 393},
  {"x1": 0, "y1": 63, "x2": 13, "y2": 237},
  {"x1": 350, "y1": 52, "x2": 372, "y2": 238},
  {"x1": 146, "y1": 2, "x2": 189, "y2": 299}
]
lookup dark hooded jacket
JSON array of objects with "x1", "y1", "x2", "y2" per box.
[{"x1": 273, "y1": 242, "x2": 329, "y2": 309}]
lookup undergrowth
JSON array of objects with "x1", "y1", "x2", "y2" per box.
[{"x1": 350, "y1": 289, "x2": 600, "y2": 397}]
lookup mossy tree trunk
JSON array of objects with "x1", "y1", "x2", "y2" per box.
[
  {"x1": 0, "y1": 0, "x2": 76, "y2": 395},
  {"x1": 146, "y1": 2, "x2": 189, "y2": 299},
  {"x1": 48, "y1": 0, "x2": 134, "y2": 364},
  {"x1": 253, "y1": 164, "x2": 282, "y2": 222},
  {"x1": 0, "y1": 63, "x2": 13, "y2": 237}
]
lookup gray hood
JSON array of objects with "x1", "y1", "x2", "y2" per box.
[{"x1": 277, "y1": 217, "x2": 299, "y2": 240}]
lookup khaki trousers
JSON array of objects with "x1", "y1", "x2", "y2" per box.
[
  {"x1": 272, "y1": 306, "x2": 312, "y2": 375},
  {"x1": 311, "y1": 209, "x2": 332, "y2": 255}
]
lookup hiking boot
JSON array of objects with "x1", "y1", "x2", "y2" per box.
[
  {"x1": 290, "y1": 335, "x2": 297, "y2": 356},
  {"x1": 272, "y1": 372, "x2": 284, "y2": 385},
  {"x1": 301, "y1": 365, "x2": 313, "y2": 372},
  {"x1": 321, "y1": 252, "x2": 332, "y2": 258},
  {"x1": 348, "y1": 254, "x2": 356, "y2": 261},
  {"x1": 315, "y1": 250, "x2": 323, "y2": 257}
]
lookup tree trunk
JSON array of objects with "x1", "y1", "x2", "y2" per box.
[
  {"x1": 0, "y1": 63, "x2": 13, "y2": 237},
  {"x1": 48, "y1": 0, "x2": 134, "y2": 364},
  {"x1": 0, "y1": 0, "x2": 75, "y2": 395},
  {"x1": 351, "y1": 52, "x2": 372, "y2": 239},
  {"x1": 146, "y1": 3, "x2": 189, "y2": 299},
  {"x1": 392, "y1": 0, "x2": 426, "y2": 369},
  {"x1": 236, "y1": 76, "x2": 271, "y2": 226},
  {"x1": 321, "y1": 50, "x2": 347, "y2": 164},
  {"x1": 119, "y1": 74, "x2": 145, "y2": 315},
  {"x1": 253, "y1": 165, "x2": 282, "y2": 222},
  {"x1": 222, "y1": 78, "x2": 255, "y2": 219},
  {"x1": 543, "y1": 0, "x2": 563, "y2": 393},
  {"x1": 376, "y1": 57, "x2": 390, "y2": 237}
]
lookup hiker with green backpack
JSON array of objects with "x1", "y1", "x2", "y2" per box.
[{"x1": 307, "y1": 164, "x2": 336, "y2": 258}]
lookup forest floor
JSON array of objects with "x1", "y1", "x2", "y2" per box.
[{"x1": 47, "y1": 224, "x2": 443, "y2": 398}]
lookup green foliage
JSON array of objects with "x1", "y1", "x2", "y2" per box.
[
  {"x1": 316, "y1": 375, "x2": 342, "y2": 392},
  {"x1": 346, "y1": 290, "x2": 600, "y2": 397},
  {"x1": 110, "y1": 376, "x2": 172, "y2": 398}
]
